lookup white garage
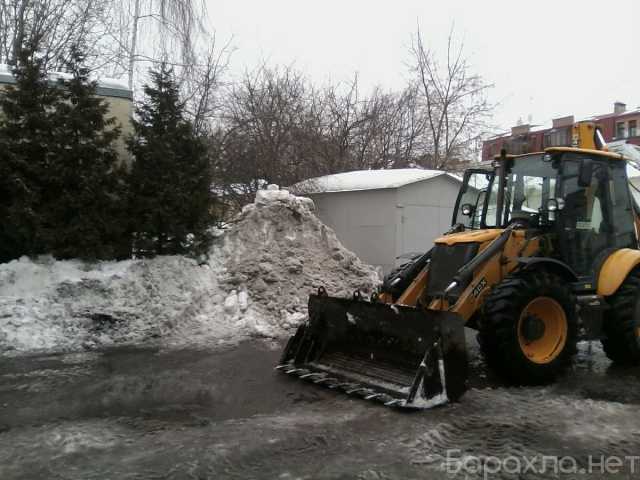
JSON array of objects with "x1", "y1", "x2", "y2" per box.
[{"x1": 292, "y1": 169, "x2": 463, "y2": 274}]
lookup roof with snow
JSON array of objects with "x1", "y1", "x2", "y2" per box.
[
  {"x1": 0, "y1": 63, "x2": 131, "y2": 100},
  {"x1": 292, "y1": 168, "x2": 460, "y2": 194},
  {"x1": 589, "y1": 108, "x2": 640, "y2": 121},
  {"x1": 607, "y1": 140, "x2": 640, "y2": 178}
]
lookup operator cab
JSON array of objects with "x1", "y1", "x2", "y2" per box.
[{"x1": 453, "y1": 148, "x2": 638, "y2": 279}]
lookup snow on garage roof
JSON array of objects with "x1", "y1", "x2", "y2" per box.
[
  {"x1": 0, "y1": 64, "x2": 131, "y2": 99},
  {"x1": 292, "y1": 168, "x2": 459, "y2": 194}
]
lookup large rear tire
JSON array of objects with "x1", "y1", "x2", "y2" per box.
[
  {"x1": 479, "y1": 269, "x2": 578, "y2": 384},
  {"x1": 601, "y1": 269, "x2": 640, "y2": 365}
]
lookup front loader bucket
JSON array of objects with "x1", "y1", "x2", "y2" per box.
[{"x1": 277, "y1": 294, "x2": 467, "y2": 409}]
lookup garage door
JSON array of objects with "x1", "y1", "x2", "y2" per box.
[{"x1": 398, "y1": 205, "x2": 453, "y2": 258}]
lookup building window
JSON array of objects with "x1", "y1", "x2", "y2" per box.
[
  {"x1": 543, "y1": 128, "x2": 569, "y2": 147},
  {"x1": 629, "y1": 120, "x2": 637, "y2": 138},
  {"x1": 616, "y1": 122, "x2": 626, "y2": 139}
]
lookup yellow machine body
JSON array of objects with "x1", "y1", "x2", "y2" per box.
[{"x1": 278, "y1": 121, "x2": 640, "y2": 408}]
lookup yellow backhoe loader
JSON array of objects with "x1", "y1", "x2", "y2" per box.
[{"x1": 277, "y1": 121, "x2": 640, "y2": 408}]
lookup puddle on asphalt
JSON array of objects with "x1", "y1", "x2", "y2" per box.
[
  {"x1": 0, "y1": 340, "x2": 339, "y2": 428},
  {"x1": 2, "y1": 337, "x2": 640, "y2": 430},
  {"x1": 2, "y1": 338, "x2": 640, "y2": 479}
]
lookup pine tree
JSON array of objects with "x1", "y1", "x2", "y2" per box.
[
  {"x1": 0, "y1": 47, "x2": 62, "y2": 262},
  {"x1": 128, "y1": 64, "x2": 212, "y2": 256},
  {"x1": 43, "y1": 46, "x2": 130, "y2": 260}
]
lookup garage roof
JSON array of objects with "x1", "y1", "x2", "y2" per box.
[
  {"x1": 0, "y1": 63, "x2": 132, "y2": 99},
  {"x1": 292, "y1": 168, "x2": 459, "y2": 194}
]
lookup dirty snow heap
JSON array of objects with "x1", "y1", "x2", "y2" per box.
[{"x1": 0, "y1": 186, "x2": 380, "y2": 354}]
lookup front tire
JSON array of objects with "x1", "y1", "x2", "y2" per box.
[
  {"x1": 601, "y1": 269, "x2": 640, "y2": 365},
  {"x1": 479, "y1": 269, "x2": 578, "y2": 384}
]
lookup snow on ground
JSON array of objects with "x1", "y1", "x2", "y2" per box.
[{"x1": 0, "y1": 186, "x2": 380, "y2": 355}]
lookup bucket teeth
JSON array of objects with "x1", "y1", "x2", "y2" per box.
[
  {"x1": 276, "y1": 364, "x2": 424, "y2": 408},
  {"x1": 335, "y1": 382, "x2": 356, "y2": 389},
  {"x1": 346, "y1": 387, "x2": 368, "y2": 395},
  {"x1": 276, "y1": 363, "x2": 444, "y2": 409},
  {"x1": 314, "y1": 377, "x2": 337, "y2": 384}
]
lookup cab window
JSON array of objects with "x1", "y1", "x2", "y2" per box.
[
  {"x1": 503, "y1": 155, "x2": 558, "y2": 225},
  {"x1": 559, "y1": 155, "x2": 636, "y2": 275},
  {"x1": 454, "y1": 171, "x2": 492, "y2": 229}
]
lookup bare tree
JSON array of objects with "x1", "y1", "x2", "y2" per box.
[
  {"x1": 99, "y1": 0, "x2": 207, "y2": 91},
  {"x1": 212, "y1": 64, "x2": 436, "y2": 216},
  {"x1": 0, "y1": 0, "x2": 109, "y2": 69},
  {"x1": 181, "y1": 34, "x2": 234, "y2": 136},
  {"x1": 350, "y1": 86, "x2": 426, "y2": 170},
  {"x1": 220, "y1": 65, "x2": 311, "y2": 187},
  {"x1": 213, "y1": 64, "x2": 350, "y2": 212},
  {"x1": 391, "y1": 85, "x2": 428, "y2": 167},
  {"x1": 410, "y1": 26, "x2": 494, "y2": 169},
  {"x1": 317, "y1": 75, "x2": 362, "y2": 173}
]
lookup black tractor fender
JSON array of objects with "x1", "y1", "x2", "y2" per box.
[{"x1": 515, "y1": 257, "x2": 578, "y2": 282}]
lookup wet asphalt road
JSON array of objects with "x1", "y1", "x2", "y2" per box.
[{"x1": 2, "y1": 338, "x2": 640, "y2": 479}]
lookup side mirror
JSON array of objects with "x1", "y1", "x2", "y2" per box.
[
  {"x1": 578, "y1": 159, "x2": 593, "y2": 187},
  {"x1": 546, "y1": 198, "x2": 565, "y2": 212},
  {"x1": 461, "y1": 203, "x2": 474, "y2": 216}
]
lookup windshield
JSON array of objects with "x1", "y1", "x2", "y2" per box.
[
  {"x1": 453, "y1": 170, "x2": 493, "y2": 228},
  {"x1": 499, "y1": 154, "x2": 559, "y2": 226},
  {"x1": 468, "y1": 154, "x2": 559, "y2": 228}
]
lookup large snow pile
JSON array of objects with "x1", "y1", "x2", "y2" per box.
[
  {"x1": 0, "y1": 186, "x2": 379, "y2": 354},
  {"x1": 0, "y1": 256, "x2": 228, "y2": 353},
  {"x1": 218, "y1": 186, "x2": 379, "y2": 335}
]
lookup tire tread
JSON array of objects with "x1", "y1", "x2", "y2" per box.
[
  {"x1": 601, "y1": 269, "x2": 640, "y2": 365},
  {"x1": 479, "y1": 269, "x2": 578, "y2": 384}
]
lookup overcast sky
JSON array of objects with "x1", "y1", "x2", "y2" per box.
[{"x1": 208, "y1": 0, "x2": 639, "y2": 133}]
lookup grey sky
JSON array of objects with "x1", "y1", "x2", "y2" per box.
[{"x1": 209, "y1": 0, "x2": 639, "y2": 133}]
